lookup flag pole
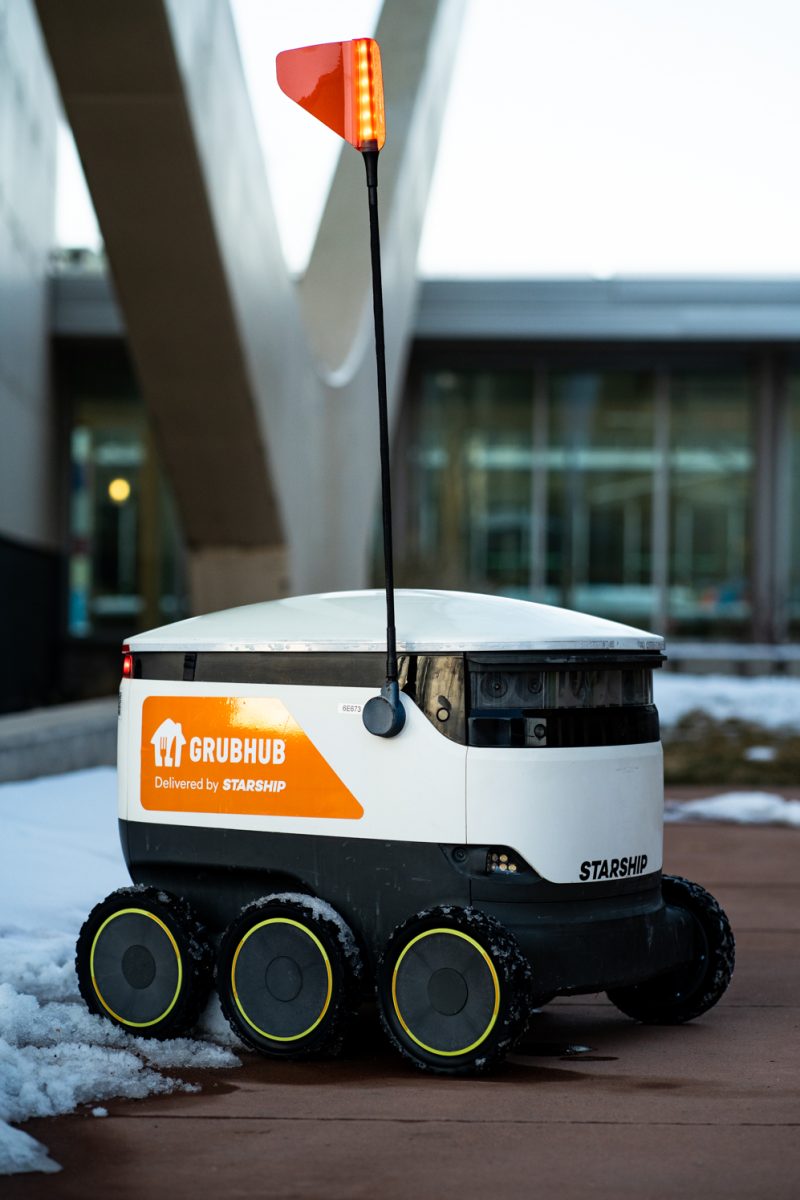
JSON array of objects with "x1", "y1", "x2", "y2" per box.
[{"x1": 361, "y1": 147, "x2": 405, "y2": 738}]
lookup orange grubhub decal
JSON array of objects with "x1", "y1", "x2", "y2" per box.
[{"x1": 140, "y1": 696, "x2": 363, "y2": 820}]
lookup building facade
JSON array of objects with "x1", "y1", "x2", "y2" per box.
[
  {"x1": 0, "y1": 0, "x2": 59, "y2": 711},
  {"x1": 49, "y1": 272, "x2": 800, "y2": 708},
  {"x1": 394, "y1": 280, "x2": 800, "y2": 649},
  {"x1": 4, "y1": 3, "x2": 800, "y2": 714}
]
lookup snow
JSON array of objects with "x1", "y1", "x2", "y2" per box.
[
  {"x1": 0, "y1": 768, "x2": 241, "y2": 1177},
  {"x1": 655, "y1": 672, "x2": 800, "y2": 730},
  {"x1": 743, "y1": 745, "x2": 777, "y2": 763},
  {"x1": 656, "y1": 675, "x2": 800, "y2": 824},
  {"x1": 0, "y1": 1119, "x2": 59, "y2": 1176},
  {"x1": 666, "y1": 791, "x2": 800, "y2": 827},
  {"x1": 0, "y1": 768, "x2": 127, "y2": 934}
]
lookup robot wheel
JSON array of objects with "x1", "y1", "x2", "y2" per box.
[
  {"x1": 376, "y1": 906, "x2": 532, "y2": 1075},
  {"x1": 606, "y1": 874, "x2": 735, "y2": 1024},
  {"x1": 75, "y1": 886, "x2": 213, "y2": 1037},
  {"x1": 215, "y1": 893, "x2": 363, "y2": 1059}
]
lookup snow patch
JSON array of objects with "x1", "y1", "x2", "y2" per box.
[
  {"x1": 196, "y1": 992, "x2": 246, "y2": 1050},
  {"x1": 0, "y1": 932, "x2": 80, "y2": 1003},
  {"x1": 655, "y1": 673, "x2": 800, "y2": 731},
  {"x1": 0, "y1": 768, "x2": 126, "y2": 934},
  {"x1": 666, "y1": 792, "x2": 800, "y2": 827},
  {"x1": 743, "y1": 745, "x2": 776, "y2": 763},
  {"x1": 0, "y1": 1120, "x2": 60, "y2": 1176},
  {"x1": 0, "y1": 768, "x2": 240, "y2": 1177}
]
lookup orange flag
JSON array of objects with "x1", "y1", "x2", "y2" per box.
[{"x1": 276, "y1": 39, "x2": 385, "y2": 151}]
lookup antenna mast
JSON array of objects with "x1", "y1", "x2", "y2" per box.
[
  {"x1": 276, "y1": 38, "x2": 404, "y2": 736},
  {"x1": 360, "y1": 147, "x2": 405, "y2": 737}
]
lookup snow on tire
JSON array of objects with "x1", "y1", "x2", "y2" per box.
[
  {"x1": 215, "y1": 893, "x2": 363, "y2": 1059},
  {"x1": 75, "y1": 885, "x2": 214, "y2": 1038}
]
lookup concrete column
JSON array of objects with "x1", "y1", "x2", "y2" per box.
[
  {"x1": 36, "y1": 0, "x2": 465, "y2": 611},
  {"x1": 188, "y1": 545, "x2": 290, "y2": 614}
]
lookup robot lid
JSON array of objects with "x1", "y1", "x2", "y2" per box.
[{"x1": 125, "y1": 589, "x2": 664, "y2": 654}]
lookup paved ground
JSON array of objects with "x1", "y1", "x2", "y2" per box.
[{"x1": 8, "y1": 822, "x2": 800, "y2": 1200}]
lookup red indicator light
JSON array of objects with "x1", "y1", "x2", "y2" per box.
[{"x1": 122, "y1": 652, "x2": 133, "y2": 679}]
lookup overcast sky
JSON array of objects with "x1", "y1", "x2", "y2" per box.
[{"x1": 57, "y1": 0, "x2": 800, "y2": 278}]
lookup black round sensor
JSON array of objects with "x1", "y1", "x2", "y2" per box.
[{"x1": 363, "y1": 682, "x2": 405, "y2": 738}]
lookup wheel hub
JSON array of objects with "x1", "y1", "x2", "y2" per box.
[
  {"x1": 121, "y1": 943, "x2": 157, "y2": 989},
  {"x1": 428, "y1": 967, "x2": 468, "y2": 1015},
  {"x1": 265, "y1": 955, "x2": 304, "y2": 1003}
]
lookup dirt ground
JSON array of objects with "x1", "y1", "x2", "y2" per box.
[{"x1": 7, "y1": 821, "x2": 800, "y2": 1200}]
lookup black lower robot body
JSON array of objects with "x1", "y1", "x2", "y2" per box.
[{"x1": 73, "y1": 823, "x2": 734, "y2": 1075}]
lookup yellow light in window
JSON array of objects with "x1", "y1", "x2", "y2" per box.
[{"x1": 108, "y1": 477, "x2": 131, "y2": 504}]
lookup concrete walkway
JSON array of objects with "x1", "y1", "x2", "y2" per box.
[
  {"x1": 8, "y1": 822, "x2": 800, "y2": 1200},
  {"x1": 0, "y1": 698, "x2": 116, "y2": 782}
]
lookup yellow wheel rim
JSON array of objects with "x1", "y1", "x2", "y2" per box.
[
  {"x1": 231, "y1": 917, "x2": 333, "y2": 1042},
  {"x1": 391, "y1": 927, "x2": 501, "y2": 1057},
  {"x1": 90, "y1": 908, "x2": 183, "y2": 1028}
]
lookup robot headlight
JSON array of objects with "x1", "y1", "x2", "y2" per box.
[{"x1": 486, "y1": 847, "x2": 533, "y2": 877}]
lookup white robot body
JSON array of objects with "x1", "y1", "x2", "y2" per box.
[
  {"x1": 121, "y1": 680, "x2": 663, "y2": 886},
  {"x1": 121, "y1": 589, "x2": 664, "y2": 886}
]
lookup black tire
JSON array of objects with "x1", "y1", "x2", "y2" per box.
[
  {"x1": 216, "y1": 892, "x2": 363, "y2": 1059},
  {"x1": 75, "y1": 886, "x2": 213, "y2": 1038},
  {"x1": 377, "y1": 906, "x2": 531, "y2": 1076},
  {"x1": 606, "y1": 875, "x2": 735, "y2": 1024}
]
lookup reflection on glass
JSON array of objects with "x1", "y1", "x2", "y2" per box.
[
  {"x1": 397, "y1": 363, "x2": 756, "y2": 640},
  {"x1": 547, "y1": 373, "x2": 654, "y2": 623},
  {"x1": 68, "y1": 409, "x2": 187, "y2": 639},
  {"x1": 469, "y1": 665, "x2": 653, "y2": 710},
  {"x1": 786, "y1": 374, "x2": 800, "y2": 633},
  {"x1": 668, "y1": 374, "x2": 752, "y2": 634},
  {"x1": 402, "y1": 370, "x2": 533, "y2": 592}
]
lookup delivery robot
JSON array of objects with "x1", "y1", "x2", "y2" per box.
[
  {"x1": 75, "y1": 37, "x2": 733, "y2": 1073},
  {"x1": 75, "y1": 588, "x2": 735, "y2": 1074}
]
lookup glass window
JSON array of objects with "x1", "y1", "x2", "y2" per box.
[
  {"x1": 465, "y1": 658, "x2": 659, "y2": 748},
  {"x1": 786, "y1": 373, "x2": 800, "y2": 634},
  {"x1": 668, "y1": 373, "x2": 753, "y2": 635},
  {"x1": 68, "y1": 403, "x2": 187, "y2": 640},
  {"x1": 467, "y1": 661, "x2": 653, "y2": 713},
  {"x1": 547, "y1": 372, "x2": 655, "y2": 624},
  {"x1": 397, "y1": 359, "x2": 759, "y2": 640},
  {"x1": 399, "y1": 654, "x2": 466, "y2": 744},
  {"x1": 401, "y1": 370, "x2": 533, "y2": 593}
]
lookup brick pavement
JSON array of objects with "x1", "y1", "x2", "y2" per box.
[{"x1": 7, "y1": 822, "x2": 800, "y2": 1200}]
